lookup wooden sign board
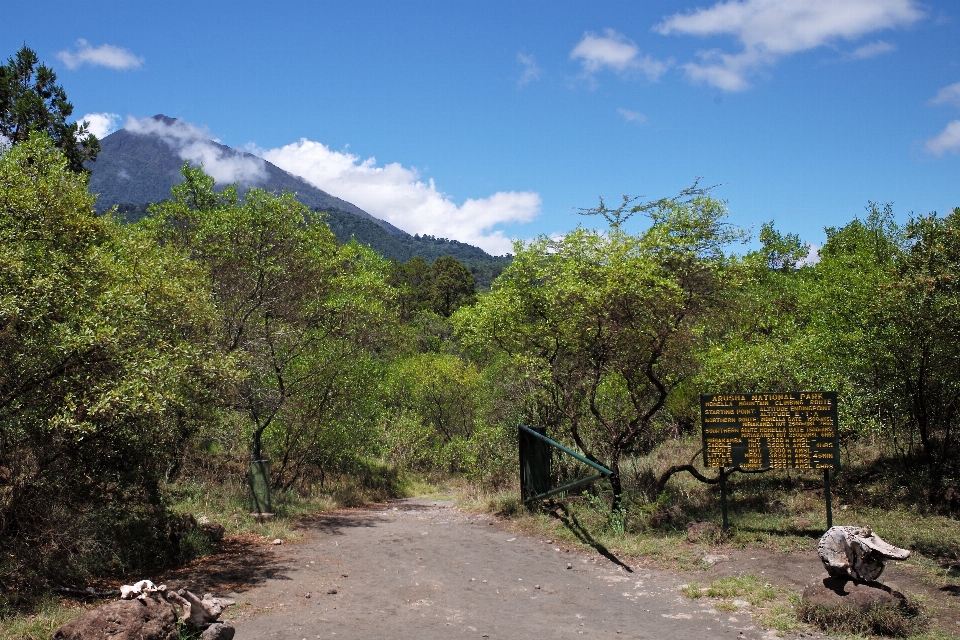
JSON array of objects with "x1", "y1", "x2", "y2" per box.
[{"x1": 700, "y1": 392, "x2": 839, "y2": 470}]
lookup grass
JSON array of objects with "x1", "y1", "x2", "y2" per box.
[
  {"x1": 0, "y1": 595, "x2": 93, "y2": 640},
  {"x1": 678, "y1": 575, "x2": 803, "y2": 633}
]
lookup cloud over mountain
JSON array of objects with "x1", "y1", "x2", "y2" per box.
[
  {"x1": 125, "y1": 116, "x2": 267, "y2": 185},
  {"x1": 259, "y1": 139, "x2": 540, "y2": 255},
  {"x1": 81, "y1": 112, "x2": 122, "y2": 139}
]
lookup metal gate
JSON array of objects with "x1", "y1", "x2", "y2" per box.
[{"x1": 518, "y1": 424, "x2": 612, "y2": 504}]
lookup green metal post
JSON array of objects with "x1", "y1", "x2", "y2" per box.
[
  {"x1": 248, "y1": 459, "x2": 272, "y2": 515},
  {"x1": 519, "y1": 426, "x2": 551, "y2": 502}
]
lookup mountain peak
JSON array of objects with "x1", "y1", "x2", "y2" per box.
[
  {"x1": 151, "y1": 114, "x2": 179, "y2": 126},
  {"x1": 88, "y1": 120, "x2": 407, "y2": 236}
]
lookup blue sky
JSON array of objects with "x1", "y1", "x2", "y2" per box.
[{"x1": 4, "y1": 1, "x2": 958, "y2": 255}]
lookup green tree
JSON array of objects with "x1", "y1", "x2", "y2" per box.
[
  {"x1": 696, "y1": 221, "x2": 826, "y2": 397},
  {"x1": 0, "y1": 45, "x2": 99, "y2": 172},
  {"x1": 0, "y1": 135, "x2": 223, "y2": 596},
  {"x1": 456, "y1": 185, "x2": 742, "y2": 508},
  {"x1": 862, "y1": 205, "x2": 960, "y2": 477},
  {"x1": 430, "y1": 255, "x2": 475, "y2": 317},
  {"x1": 147, "y1": 164, "x2": 396, "y2": 489},
  {"x1": 389, "y1": 255, "x2": 476, "y2": 319},
  {"x1": 389, "y1": 256, "x2": 433, "y2": 319}
]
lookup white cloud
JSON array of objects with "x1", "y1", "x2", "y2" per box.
[
  {"x1": 850, "y1": 40, "x2": 895, "y2": 59},
  {"x1": 125, "y1": 116, "x2": 267, "y2": 185},
  {"x1": 259, "y1": 139, "x2": 540, "y2": 255},
  {"x1": 570, "y1": 29, "x2": 669, "y2": 81},
  {"x1": 926, "y1": 120, "x2": 960, "y2": 156},
  {"x1": 57, "y1": 39, "x2": 143, "y2": 70},
  {"x1": 80, "y1": 112, "x2": 122, "y2": 139},
  {"x1": 656, "y1": 0, "x2": 924, "y2": 91},
  {"x1": 517, "y1": 53, "x2": 541, "y2": 86},
  {"x1": 931, "y1": 81, "x2": 960, "y2": 107},
  {"x1": 617, "y1": 108, "x2": 647, "y2": 124},
  {"x1": 800, "y1": 243, "x2": 821, "y2": 266}
]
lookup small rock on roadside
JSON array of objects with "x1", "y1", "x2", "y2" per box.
[
  {"x1": 701, "y1": 554, "x2": 729, "y2": 565},
  {"x1": 327, "y1": 588, "x2": 338, "y2": 595},
  {"x1": 200, "y1": 522, "x2": 226, "y2": 542},
  {"x1": 201, "y1": 622, "x2": 236, "y2": 640},
  {"x1": 271, "y1": 538, "x2": 282, "y2": 545}
]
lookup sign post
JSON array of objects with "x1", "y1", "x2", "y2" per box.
[{"x1": 700, "y1": 392, "x2": 839, "y2": 529}]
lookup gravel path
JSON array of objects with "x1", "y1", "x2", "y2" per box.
[{"x1": 229, "y1": 498, "x2": 807, "y2": 640}]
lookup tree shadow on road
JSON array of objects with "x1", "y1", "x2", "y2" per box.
[
  {"x1": 298, "y1": 511, "x2": 392, "y2": 536},
  {"x1": 548, "y1": 503, "x2": 633, "y2": 572},
  {"x1": 158, "y1": 537, "x2": 297, "y2": 596}
]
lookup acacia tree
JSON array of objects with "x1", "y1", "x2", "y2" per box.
[
  {"x1": 456, "y1": 185, "x2": 742, "y2": 508},
  {"x1": 147, "y1": 165, "x2": 395, "y2": 488},
  {"x1": 0, "y1": 45, "x2": 99, "y2": 172}
]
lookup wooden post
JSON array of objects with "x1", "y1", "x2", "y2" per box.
[{"x1": 719, "y1": 467, "x2": 729, "y2": 530}]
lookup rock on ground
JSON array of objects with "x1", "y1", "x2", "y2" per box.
[
  {"x1": 201, "y1": 621, "x2": 236, "y2": 640},
  {"x1": 52, "y1": 597, "x2": 178, "y2": 640},
  {"x1": 802, "y1": 575, "x2": 906, "y2": 610}
]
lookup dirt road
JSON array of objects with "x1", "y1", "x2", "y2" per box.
[{"x1": 216, "y1": 499, "x2": 822, "y2": 640}]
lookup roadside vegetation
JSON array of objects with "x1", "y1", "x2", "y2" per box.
[{"x1": 3, "y1": 44, "x2": 960, "y2": 639}]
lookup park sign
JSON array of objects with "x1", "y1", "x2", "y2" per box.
[{"x1": 700, "y1": 392, "x2": 839, "y2": 470}]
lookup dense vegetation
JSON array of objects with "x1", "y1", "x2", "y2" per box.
[
  {"x1": 113, "y1": 203, "x2": 511, "y2": 289},
  {"x1": 2, "y1": 52, "x2": 960, "y2": 620}
]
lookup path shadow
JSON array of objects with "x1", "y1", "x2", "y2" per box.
[
  {"x1": 298, "y1": 511, "x2": 391, "y2": 536},
  {"x1": 157, "y1": 537, "x2": 296, "y2": 596},
  {"x1": 548, "y1": 503, "x2": 633, "y2": 572},
  {"x1": 733, "y1": 524, "x2": 825, "y2": 539}
]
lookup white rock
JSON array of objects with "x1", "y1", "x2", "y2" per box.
[{"x1": 817, "y1": 526, "x2": 910, "y2": 582}]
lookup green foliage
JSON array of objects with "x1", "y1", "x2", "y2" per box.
[
  {"x1": 872, "y1": 205, "x2": 960, "y2": 474},
  {"x1": 701, "y1": 201, "x2": 960, "y2": 488},
  {"x1": 456, "y1": 184, "x2": 744, "y2": 507},
  {"x1": 389, "y1": 255, "x2": 476, "y2": 319},
  {"x1": 0, "y1": 135, "x2": 225, "y2": 599},
  {"x1": 0, "y1": 46, "x2": 99, "y2": 172},
  {"x1": 145, "y1": 163, "x2": 396, "y2": 490},
  {"x1": 430, "y1": 256, "x2": 476, "y2": 317},
  {"x1": 326, "y1": 209, "x2": 510, "y2": 289},
  {"x1": 383, "y1": 353, "x2": 480, "y2": 471}
]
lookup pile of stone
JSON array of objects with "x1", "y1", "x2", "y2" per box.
[{"x1": 52, "y1": 579, "x2": 236, "y2": 640}]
